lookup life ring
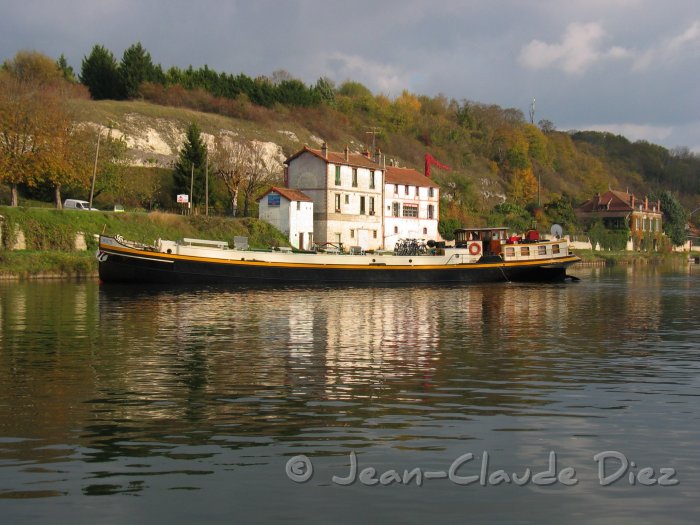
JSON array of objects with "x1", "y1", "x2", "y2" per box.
[{"x1": 468, "y1": 242, "x2": 481, "y2": 256}]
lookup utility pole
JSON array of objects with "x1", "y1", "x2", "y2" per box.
[
  {"x1": 189, "y1": 163, "x2": 194, "y2": 216},
  {"x1": 89, "y1": 126, "x2": 109, "y2": 210},
  {"x1": 529, "y1": 98, "x2": 536, "y2": 125},
  {"x1": 205, "y1": 153, "x2": 209, "y2": 216},
  {"x1": 365, "y1": 127, "x2": 380, "y2": 151}
]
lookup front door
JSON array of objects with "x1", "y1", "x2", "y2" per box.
[{"x1": 299, "y1": 232, "x2": 304, "y2": 250}]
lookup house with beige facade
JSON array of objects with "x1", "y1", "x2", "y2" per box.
[
  {"x1": 279, "y1": 144, "x2": 443, "y2": 252},
  {"x1": 576, "y1": 189, "x2": 663, "y2": 250},
  {"x1": 285, "y1": 144, "x2": 384, "y2": 251}
]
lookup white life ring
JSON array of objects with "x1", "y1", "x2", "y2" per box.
[{"x1": 468, "y1": 242, "x2": 481, "y2": 256}]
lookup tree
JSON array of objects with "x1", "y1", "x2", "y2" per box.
[
  {"x1": 210, "y1": 135, "x2": 249, "y2": 216},
  {"x1": 488, "y1": 202, "x2": 533, "y2": 232},
  {"x1": 241, "y1": 141, "x2": 282, "y2": 216},
  {"x1": 651, "y1": 190, "x2": 689, "y2": 246},
  {"x1": 544, "y1": 195, "x2": 580, "y2": 233},
  {"x1": 56, "y1": 54, "x2": 77, "y2": 83},
  {"x1": 173, "y1": 122, "x2": 208, "y2": 208},
  {"x1": 0, "y1": 51, "x2": 75, "y2": 206},
  {"x1": 3, "y1": 50, "x2": 63, "y2": 84},
  {"x1": 315, "y1": 76, "x2": 336, "y2": 105},
  {"x1": 120, "y1": 42, "x2": 158, "y2": 99},
  {"x1": 80, "y1": 44, "x2": 123, "y2": 100}
]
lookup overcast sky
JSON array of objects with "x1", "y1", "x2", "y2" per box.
[{"x1": 3, "y1": 0, "x2": 700, "y2": 151}]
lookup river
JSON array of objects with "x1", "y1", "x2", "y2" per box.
[{"x1": 1, "y1": 264, "x2": 699, "y2": 524}]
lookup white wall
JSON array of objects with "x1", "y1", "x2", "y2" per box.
[
  {"x1": 383, "y1": 183, "x2": 440, "y2": 250},
  {"x1": 259, "y1": 193, "x2": 314, "y2": 249}
]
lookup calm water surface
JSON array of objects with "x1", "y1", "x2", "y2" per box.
[{"x1": 1, "y1": 264, "x2": 699, "y2": 524}]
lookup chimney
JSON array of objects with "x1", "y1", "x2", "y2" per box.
[
  {"x1": 657, "y1": 200, "x2": 661, "y2": 213},
  {"x1": 631, "y1": 195, "x2": 635, "y2": 208},
  {"x1": 344, "y1": 145, "x2": 349, "y2": 162},
  {"x1": 321, "y1": 141, "x2": 328, "y2": 158},
  {"x1": 644, "y1": 197, "x2": 648, "y2": 210},
  {"x1": 374, "y1": 147, "x2": 381, "y2": 164},
  {"x1": 362, "y1": 148, "x2": 371, "y2": 159}
]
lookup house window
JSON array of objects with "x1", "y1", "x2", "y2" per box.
[
  {"x1": 394, "y1": 226, "x2": 398, "y2": 234},
  {"x1": 360, "y1": 196, "x2": 366, "y2": 215},
  {"x1": 296, "y1": 201, "x2": 301, "y2": 211},
  {"x1": 427, "y1": 204, "x2": 434, "y2": 220},
  {"x1": 335, "y1": 165, "x2": 341, "y2": 186},
  {"x1": 423, "y1": 227, "x2": 428, "y2": 235},
  {"x1": 429, "y1": 187, "x2": 434, "y2": 198},
  {"x1": 392, "y1": 202, "x2": 400, "y2": 217},
  {"x1": 404, "y1": 185, "x2": 409, "y2": 195},
  {"x1": 369, "y1": 197, "x2": 375, "y2": 215},
  {"x1": 402, "y1": 204, "x2": 418, "y2": 217},
  {"x1": 370, "y1": 172, "x2": 375, "y2": 189},
  {"x1": 335, "y1": 193, "x2": 341, "y2": 212},
  {"x1": 345, "y1": 194, "x2": 350, "y2": 204},
  {"x1": 373, "y1": 230, "x2": 377, "y2": 239},
  {"x1": 350, "y1": 229, "x2": 355, "y2": 238},
  {"x1": 352, "y1": 168, "x2": 358, "y2": 187},
  {"x1": 393, "y1": 184, "x2": 398, "y2": 194}
]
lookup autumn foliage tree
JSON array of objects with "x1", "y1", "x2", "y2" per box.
[{"x1": 0, "y1": 51, "x2": 89, "y2": 207}]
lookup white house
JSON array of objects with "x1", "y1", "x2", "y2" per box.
[
  {"x1": 258, "y1": 186, "x2": 314, "y2": 250},
  {"x1": 285, "y1": 144, "x2": 384, "y2": 251},
  {"x1": 383, "y1": 166, "x2": 440, "y2": 250}
]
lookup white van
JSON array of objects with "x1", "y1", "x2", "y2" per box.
[{"x1": 64, "y1": 199, "x2": 98, "y2": 211}]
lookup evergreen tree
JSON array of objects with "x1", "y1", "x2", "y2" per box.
[
  {"x1": 120, "y1": 42, "x2": 157, "y2": 98},
  {"x1": 80, "y1": 44, "x2": 124, "y2": 100},
  {"x1": 56, "y1": 54, "x2": 77, "y2": 83},
  {"x1": 315, "y1": 76, "x2": 336, "y2": 105},
  {"x1": 651, "y1": 190, "x2": 689, "y2": 246},
  {"x1": 173, "y1": 122, "x2": 208, "y2": 207}
]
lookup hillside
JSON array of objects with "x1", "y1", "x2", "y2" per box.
[
  {"x1": 63, "y1": 96, "x2": 700, "y2": 222},
  {"x1": 3, "y1": 48, "x2": 699, "y2": 234}
]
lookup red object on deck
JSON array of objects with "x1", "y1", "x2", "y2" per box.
[
  {"x1": 424, "y1": 154, "x2": 451, "y2": 178},
  {"x1": 525, "y1": 230, "x2": 540, "y2": 242}
]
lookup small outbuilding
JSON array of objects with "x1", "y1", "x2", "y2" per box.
[{"x1": 258, "y1": 186, "x2": 314, "y2": 250}]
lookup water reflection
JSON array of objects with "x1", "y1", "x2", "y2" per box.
[{"x1": 0, "y1": 265, "x2": 699, "y2": 522}]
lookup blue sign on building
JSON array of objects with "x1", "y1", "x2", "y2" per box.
[{"x1": 267, "y1": 193, "x2": 281, "y2": 207}]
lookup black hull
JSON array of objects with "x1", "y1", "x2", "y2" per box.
[{"x1": 98, "y1": 250, "x2": 578, "y2": 286}]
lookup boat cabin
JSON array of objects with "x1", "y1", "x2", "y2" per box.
[{"x1": 454, "y1": 227, "x2": 508, "y2": 257}]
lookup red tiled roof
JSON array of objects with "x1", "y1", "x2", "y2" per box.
[
  {"x1": 385, "y1": 166, "x2": 439, "y2": 188},
  {"x1": 577, "y1": 190, "x2": 634, "y2": 213},
  {"x1": 260, "y1": 186, "x2": 313, "y2": 202},
  {"x1": 577, "y1": 190, "x2": 661, "y2": 214},
  {"x1": 285, "y1": 146, "x2": 382, "y2": 170}
]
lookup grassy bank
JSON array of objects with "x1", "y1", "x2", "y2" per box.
[
  {"x1": 0, "y1": 206, "x2": 289, "y2": 279},
  {"x1": 573, "y1": 248, "x2": 691, "y2": 266}
]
